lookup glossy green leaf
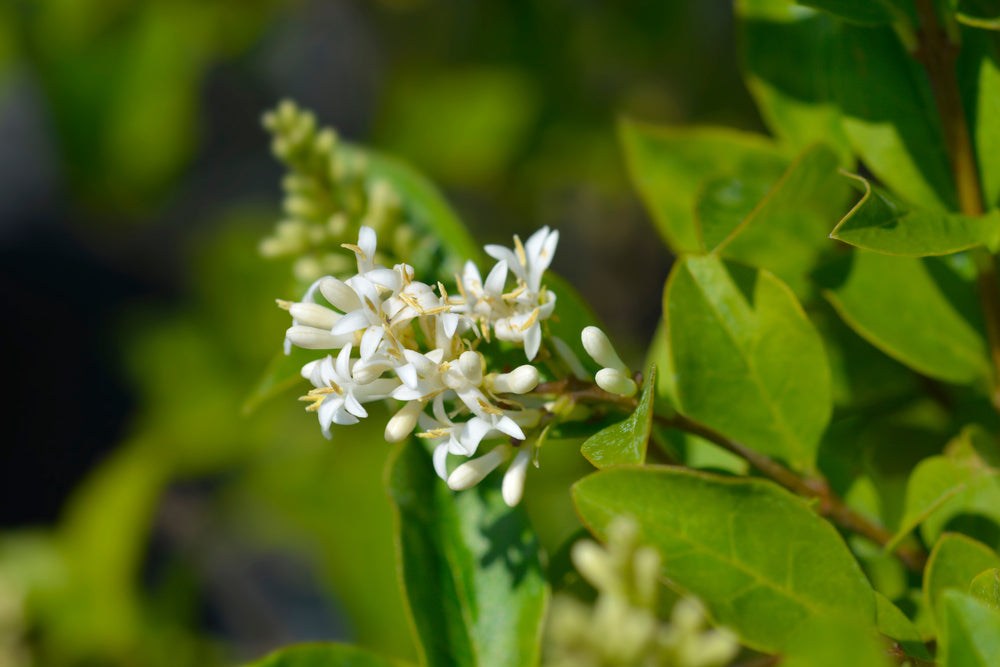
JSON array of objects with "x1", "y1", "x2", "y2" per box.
[
  {"x1": 831, "y1": 23, "x2": 957, "y2": 211},
  {"x1": 783, "y1": 616, "x2": 891, "y2": 667},
  {"x1": 939, "y1": 590, "x2": 1000, "y2": 666},
  {"x1": 619, "y1": 118, "x2": 787, "y2": 253},
  {"x1": 924, "y1": 533, "x2": 1000, "y2": 630},
  {"x1": 581, "y1": 365, "x2": 657, "y2": 468},
  {"x1": 874, "y1": 592, "x2": 933, "y2": 660},
  {"x1": 737, "y1": 0, "x2": 854, "y2": 167},
  {"x1": 831, "y1": 173, "x2": 1000, "y2": 255},
  {"x1": 817, "y1": 250, "x2": 990, "y2": 383},
  {"x1": 572, "y1": 467, "x2": 876, "y2": 653},
  {"x1": 711, "y1": 144, "x2": 847, "y2": 294},
  {"x1": 969, "y1": 568, "x2": 1000, "y2": 611},
  {"x1": 245, "y1": 643, "x2": 410, "y2": 667},
  {"x1": 387, "y1": 439, "x2": 548, "y2": 667},
  {"x1": 665, "y1": 255, "x2": 831, "y2": 473},
  {"x1": 964, "y1": 27, "x2": 1000, "y2": 208}
]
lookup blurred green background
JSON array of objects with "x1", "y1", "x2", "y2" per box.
[{"x1": 0, "y1": 1, "x2": 760, "y2": 664}]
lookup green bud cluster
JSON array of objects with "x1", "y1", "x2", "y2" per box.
[
  {"x1": 544, "y1": 517, "x2": 739, "y2": 667},
  {"x1": 260, "y1": 100, "x2": 411, "y2": 283}
]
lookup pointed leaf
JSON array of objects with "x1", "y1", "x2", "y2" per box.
[
  {"x1": 581, "y1": 365, "x2": 657, "y2": 468},
  {"x1": 665, "y1": 256, "x2": 831, "y2": 473},
  {"x1": 817, "y1": 250, "x2": 990, "y2": 383},
  {"x1": 619, "y1": 118, "x2": 787, "y2": 253},
  {"x1": 939, "y1": 590, "x2": 1000, "y2": 666},
  {"x1": 244, "y1": 643, "x2": 411, "y2": 667},
  {"x1": 831, "y1": 173, "x2": 1000, "y2": 255},
  {"x1": 387, "y1": 439, "x2": 548, "y2": 667},
  {"x1": 924, "y1": 533, "x2": 1000, "y2": 631},
  {"x1": 874, "y1": 592, "x2": 933, "y2": 660},
  {"x1": 572, "y1": 467, "x2": 876, "y2": 653}
]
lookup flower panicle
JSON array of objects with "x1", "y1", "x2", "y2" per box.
[{"x1": 279, "y1": 223, "x2": 561, "y2": 505}]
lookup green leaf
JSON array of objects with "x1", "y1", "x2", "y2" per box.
[
  {"x1": 969, "y1": 568, "x2": 1000, "y2": 611},
  {"x1": 956, "y1": 0, "x2": 1000, "y2": 29},
  {"x1": 387, "y1": 439, "x2": 548, "y2": 667},
  {"x1": 939, "y1": 590, "x2": 1000, "y2": 666},
  {"x1": 830, "y1": 23, "x2": 957, "y2": 211},
  {"x1": 572, "y1": 467, "x2": 876, "y2": 653},
  {"x1": 924, "y1": 533, "x2": 1000, "y2": 630},
  {"x1": 665, "y1": 256, "x2": 831, "y2": 473},
  {"x1": 831, "y1": 173, "x2": 1000, "y2": 255},
  {"x1": 581, "y1": 365, "x2": 657, "y2": 468},
  {"x1": 737, "y1": 0, "x2": 854, "y2": 167},
  {"x1": 242, "y1": 345, "x2": 315, "y2": 416},
  {"x1": 783, "y1": 617, "x2": 892, "y2": 667},
  {"x1": 245, "y1": 643, "x2": 411, "y2": 667},
  {"x1": 817, "y1": 250, "x2": 990, "y2": 384},
  {"x1": 794, "y1": 0, "x2": 915, "y2": 25},
  {"x1": 963, "y1": 26, "x2": 1000, "y2": 208},
  {"x1": 619, "y1": 118, "x2": 787, "y2": 253},
  {"x1": 711, "y1": 144, "x2": 848, "y2": 294},
  {"x1": 888, "y1": 455, "x2": 968, "y2": 552},
  {"x1": 874, "y1": 591, "x2": 933, "y2": 660}
]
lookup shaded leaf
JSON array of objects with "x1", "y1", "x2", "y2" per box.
[
  {"x1": 619, "y1": 118, "x2": 787, "y2": 253},
  {"x1": 817, "y1": 250, "x2": 990, "y2": 383},
  {"x1": 572, "y1": 467, "x2": 875, "y2": 653},
  {"x1": 665, "y1": 256, "x2": 831, "y2": 473},
  {"x1": 387, "y1": 439, "x2": 548, "y2": 667},
  {"x1": 795, "y1": 0, "x2": 915, "y2": 25},
  {"x1": 581, "y1": 365, "x2": 657, "y2": 468},
  {"x1": 874, "y1": 591, "x2": 933, "y2": 660},
  {"x1": 831, "y1": 173, "x2": 1000, "y2": 255}
]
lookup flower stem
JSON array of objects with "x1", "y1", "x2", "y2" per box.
[{"x1": 912, "y1": 0, "x2": 1000, "y2": 410}]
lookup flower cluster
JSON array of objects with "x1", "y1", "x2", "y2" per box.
[
  {"x1": 280, "y1": 224, "x2": 561, "y2": 506},
  {"x1": 545, "y1": 518, "x2": 740, "y2": 667}
]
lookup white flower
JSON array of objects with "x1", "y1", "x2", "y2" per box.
[
  {"x1": 485, "y1": 226, "x2": 559, "y2": 294},
  {"x1": 301, "y1": 345, "x2": 398, "y2": 437}
]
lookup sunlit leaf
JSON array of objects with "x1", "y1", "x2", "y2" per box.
[
  {"x1": 665, "y1": 256, "x2": 831, "y2": 473},
  {"x1": 969, "y1": 568, "x2": 1000, "y2": 611},
  {"x1": 387, "y1": 439, "x2": 548, "y2": 667},
  {"x1": 581, "y1": 365, "x2": 657, "y2": 468},
  {"x1": 572, "y1": 467, "x2": 875, "y2": 653},
  {"x1": 924, "y1": 533, "x2": 1000, "y2": 630},
  {"x1": 244, "y1": 642, "x2": 411, "y2": 667},
  {"x1": 874, "y1": 591, "x2": 933, "y2": 660},
  {"x1": 939, "y1": 590, "x2": 1000, "y2": 666},
  {"x1": 783, "y1": 616, "x2": 891, "y2": 667}
]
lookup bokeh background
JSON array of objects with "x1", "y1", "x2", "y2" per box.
[{"x1": 0, "y1": 1, "x2": 761, "y2": 664}]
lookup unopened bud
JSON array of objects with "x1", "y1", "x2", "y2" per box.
[
  {"x1": 491, "y1": 365, "x2": 540, "y2": 395},
  {"x1": 458, "y1": 350, "x2": 484, "y2": 385},
  {"x1": 385, "y1": 401, "x2": 424, "y2": 442},
  {"x1": 596, "y1": 368, "x2": 637, "y2": 397},
  {"x1": 288, "y1": 302, "x2": 340, "y2": 330},
  {"x1": 502, "y1": 448, "x2": 533, "y2": 507},
  {"x1": 286, "y1": 325, "x2": 348, "y2": 350},
  {"x1": 581, "y1": 326, "x2": 630, "y2": 374},
  {"x1": 447, "y1": 445, "x2": 512, "y2": 491}
]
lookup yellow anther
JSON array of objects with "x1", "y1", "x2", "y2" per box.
[
  {"x1": 514, "y1": 235, "x2": 527, "y2": 267},
  {"x1": 518, "y1": 307, "x2": 540, "y2": 332},
  {"x1": 476, "y1": 398, "x2": 504, "y2": 416},
  {"x1": 341, "y1": 242, "x2": 366, "y2": 260},
  {"x1": 416, "y1": 428, "x2": 450, "y2": 438}
]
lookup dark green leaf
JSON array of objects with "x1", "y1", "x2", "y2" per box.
[
  {"x1": 830, "y1": 173, "x2": 1000, "y2": 255},
  {"x1": 244, "y1": 643, "x2": 410, "y2": 667},
  {"x1": 831, "y1": 24, "x2": 957, "y2": 211},
  {"x1": 581, "y1": 365, "x2": 657, "y2": 468},
  {"x1": 572, "y1": 467, "x2": 875, "y2": 653},
  {"x1": 924, "y1": 533, "x2": 1000, "y2": 630},
  {"x1": 737, "y1": 0, "x2": 854, "y2": 166},
  {"x1": 874, "y1": 592, "x2": 933, "y2": 660},
  {"x1": 969, "y1": 568, "x2": 1000, "y2": 611},
  {"x1": 666, "y1": 256, "x2": 831, "y2": 473},
  {"x1": 387, "y1": 439, "x2": 548, "y2": 667},
  {"x1": 794, "y1": 0, "x2": 915, "y2": 25},
  {"x1": 619, "y1": 118, "x2": 787, "y2": 253},
  {"x1": 962, "y1": 26, "x2": 1000, "y2": 208},
  {"x1": 817, "y1": 250, "x2": 990, "y2": 383},
  {"x1": 939, "y1": 590, "x2": 1000, "y2": 665}
]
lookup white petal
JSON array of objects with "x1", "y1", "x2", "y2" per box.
[
  {"x1": 496, "y1": 415, "x2": 526, "y2": 441},
  {"x1": 289, "y1": 302, "x2": 340, "y2": 330},
  {"x1": 455, "y1": 417, "x2": 492, "y2": 456},
  {"x1": 335, "y1": 344, "x2": 353, "y2": 379},
  {"x1": 433, "y1": 443, "x2": 451, "y2": 481},
  {"x1": 484, "y1": 245, "x2": 518, "y2": 272},
  {"x1": 285, "y1": 326, "x2": 344, "y2": 350},
  {"x1": 360, "y1": 326, "x2": 385, "y2": 360},
  {"x1": 365, "y1": 268, "x2": 401, "y2": 292},
  {"x1": 385, "y1": 401, "x2": 423, "y2": 442},
  {"x1": 330, "y1": 309, "x2": 370, "y2": 336},
  {"x1": 523, "y1": 323, "x2": 541, "y2": 361},
  {"x1": 484, "y1": 260, "x2": 509, "y2": 295},
  {"x1": 358, "y1": 226, "x2": 377, "y2": 261},
  {"x1": 319, "y1": 277, "x2": 361, "y2": 312},
  {"x1": 447, "y1": 445, "x2": 512, "y2": 490},
  {"x1": 396, "y1": 363, "x2": 419, "y2": 390},
  {"x1": 344, "y1": 392, "x2": 368, "y2": 419}
]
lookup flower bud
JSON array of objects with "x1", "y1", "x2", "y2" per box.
[
  {"x1": 447, "y1": 445, "x2": 512, "y2": 491},
  {"x1": 385, "y1": 401, "x2": 423, "y2": 442},
  {"x1": 288, "y1": 302, "x2": 340, "y2": 330},
  {"x1": 581, "y1": 326, "x2": 630, "y2": 374},
  {"x1": 502, "y1": 448, "x2": 533, "y2": 507},
  {"x1": 286, "y1": 325, "x2": 347, "y2": 350},
  {"x1": 595, "y1": 368, "x2": 638, "y2": 397},
  {"x1": 458, "y1": 350, "x2": 484, "y2": 385},
  {"x1": 491, "y1": 365, "x2": 540, "y2": 394}
]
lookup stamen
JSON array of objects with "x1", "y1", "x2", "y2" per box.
[
  {"x1": 518, "y1": 307, "x2": 540, "y2": 332},
  {"x1": 514, "y1": 235, "x2": 527, "y2": 268},
  {"x1": 341, "y1": 242, "x2": 366, "y2": 260}
]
